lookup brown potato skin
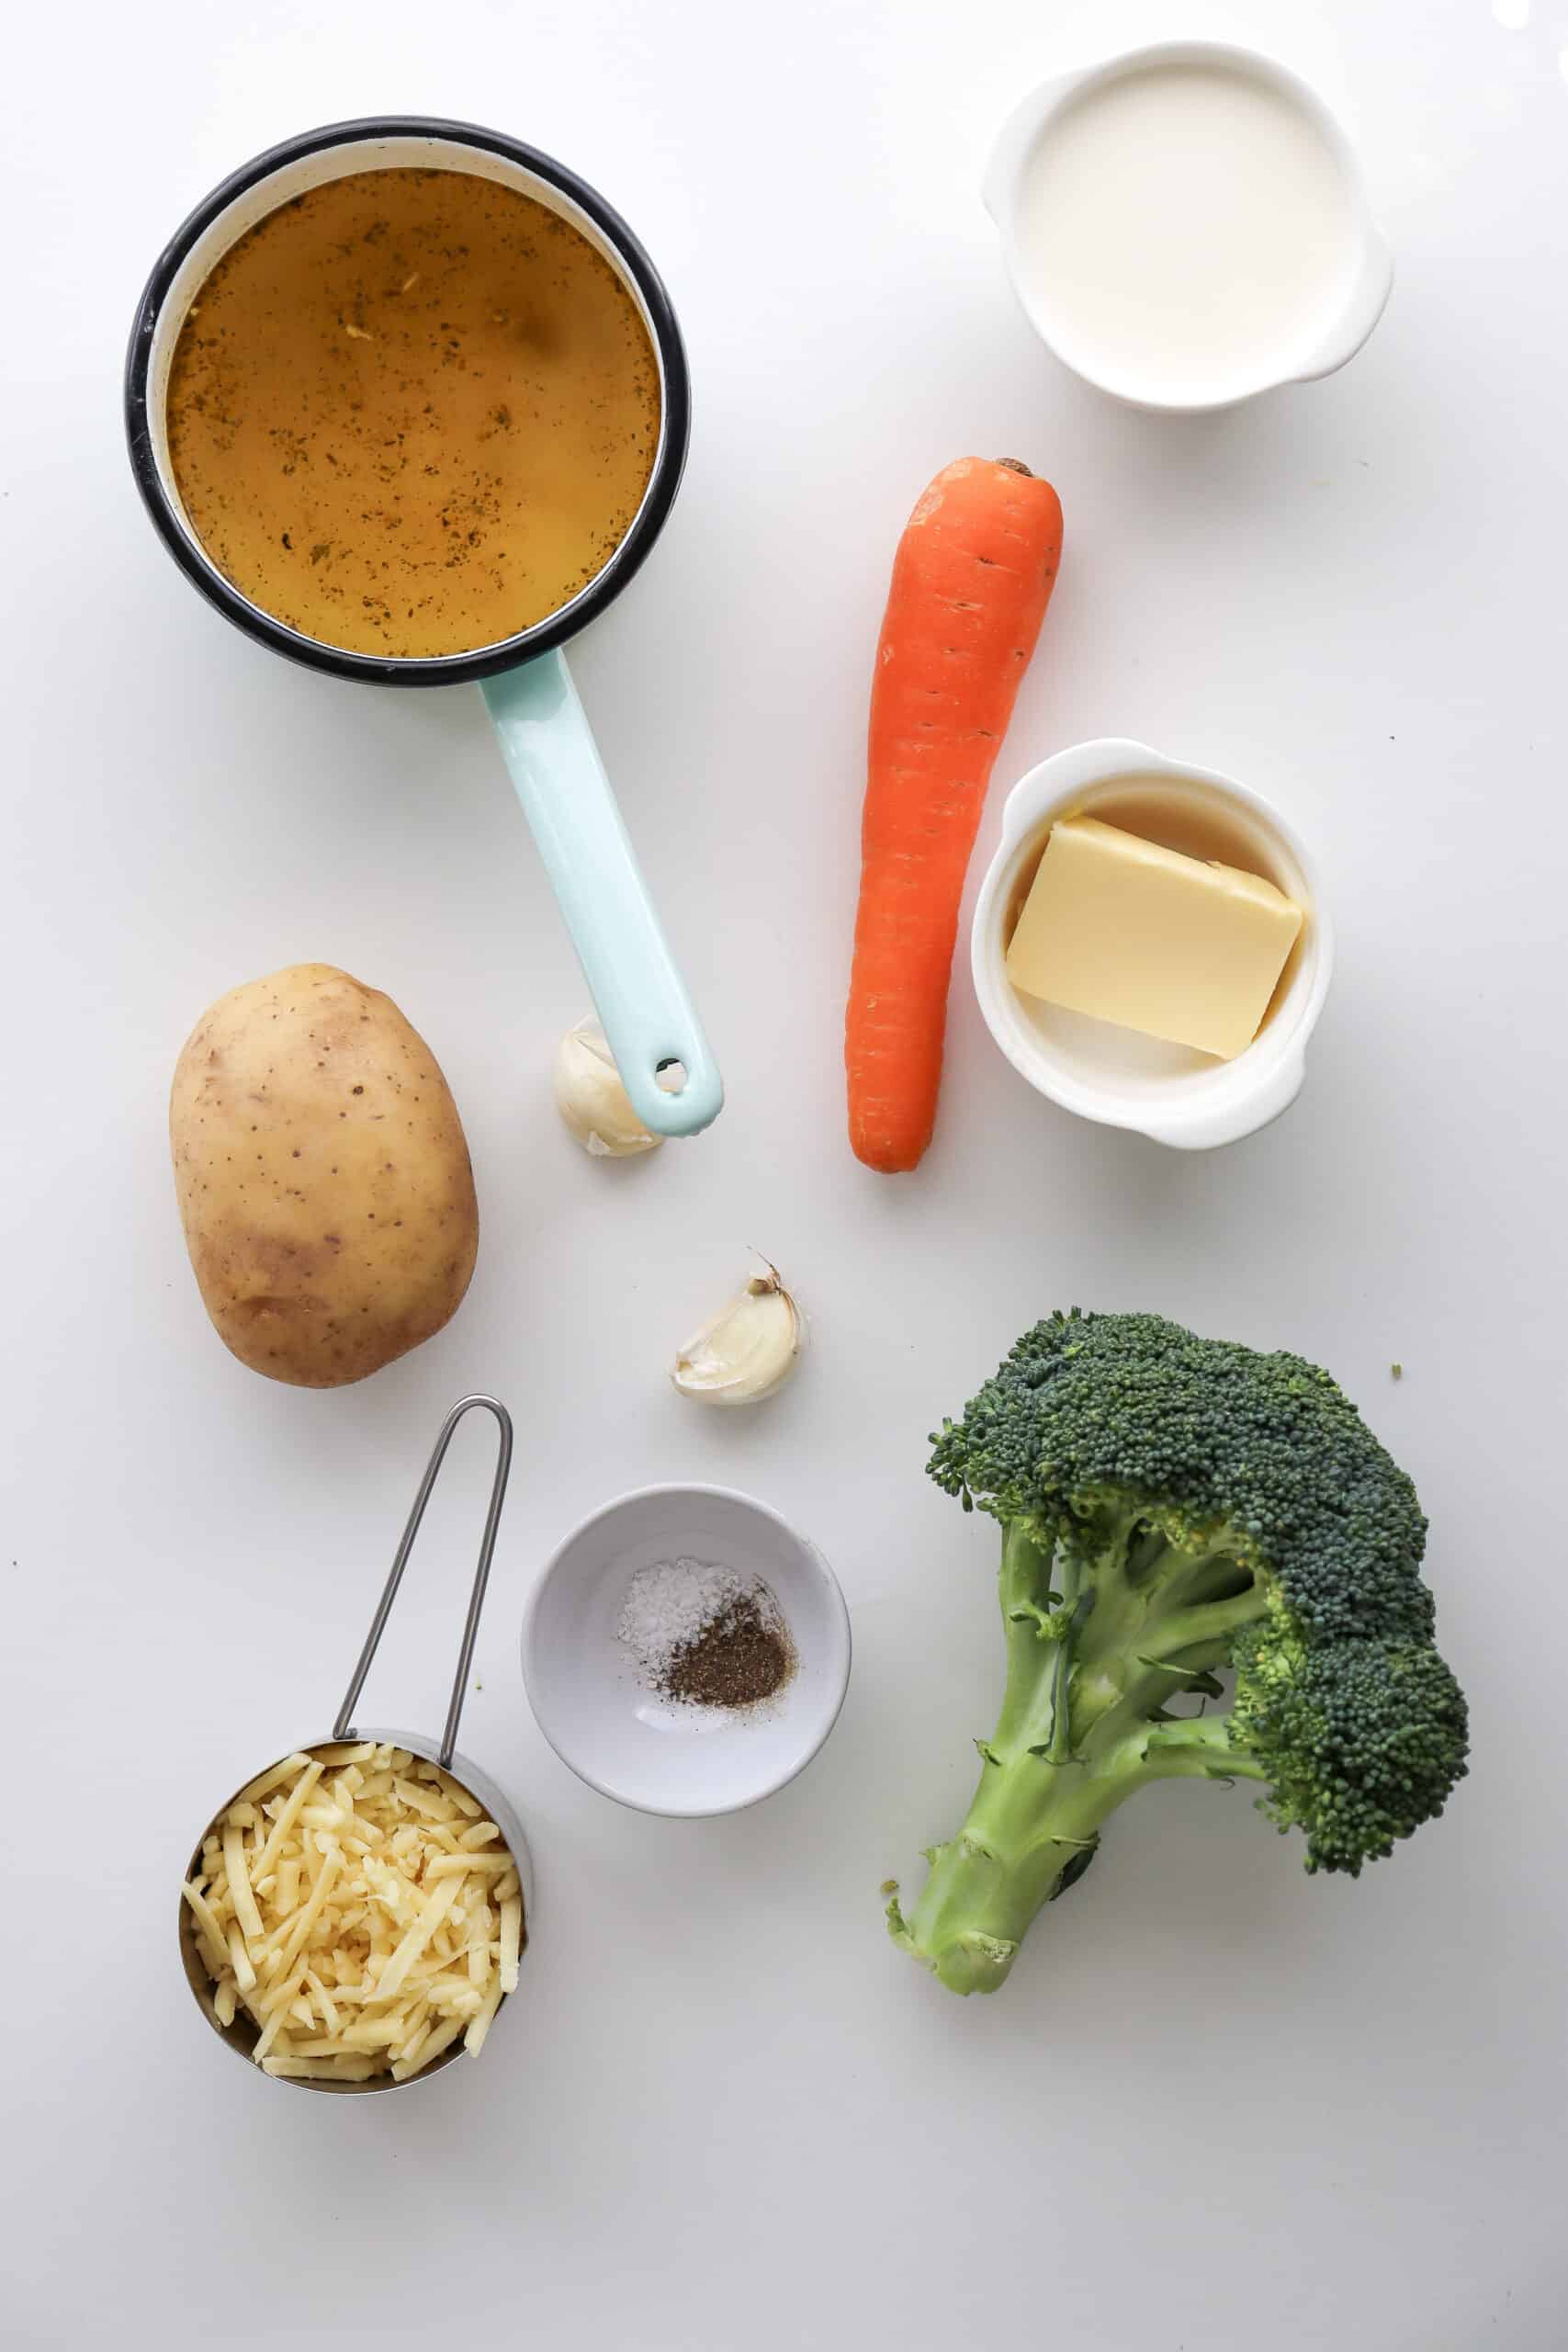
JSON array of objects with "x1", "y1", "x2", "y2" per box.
[{"x1": 171, "y1": 964, "x2": 479, "y2": 1387}]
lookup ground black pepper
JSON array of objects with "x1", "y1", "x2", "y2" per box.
[{"x1": 661, "y1": 1592, "x2": 795, "y2": 1710}]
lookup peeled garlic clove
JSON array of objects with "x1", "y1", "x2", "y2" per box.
[
  {"x1": 672, "y1": 1270, "x2": 805, "y2": 1408},
  {"x1": 553, "y1": 1017, "x2": 660, "y2": 1159}
]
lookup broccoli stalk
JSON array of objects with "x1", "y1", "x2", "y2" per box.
[
  {"x1": 889, "y1": 1512, "x2": 1272, "y2": 1993},
  {"x1": 889, "y1": 1314, "x2": 1469, "y2": 1996}
]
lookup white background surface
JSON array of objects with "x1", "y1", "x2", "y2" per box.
[{"x1": 4, "y1": 1, "x2": 1564, "y2": 2346}]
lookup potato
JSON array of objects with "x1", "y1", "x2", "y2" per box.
[{"x1": 171, "y1": 963, "x2": 478, "y2": 1387}]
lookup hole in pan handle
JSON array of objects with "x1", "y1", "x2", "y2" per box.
[
  {"x1": 333, "y1": 1395, "x2": 514, "y2": 1770},
  {"x1": 483, "y1": 649, "x2": 724, "y2": 1139}
]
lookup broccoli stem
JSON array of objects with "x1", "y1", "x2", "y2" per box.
[
  {"x1": 889, "y1": 1753, "x2": 1139, "y2": 1994},
  {"x1": 888, "y1": 1521, "x2": 1270, "y2": 1994}
]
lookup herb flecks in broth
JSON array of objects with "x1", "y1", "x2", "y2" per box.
[{"x1": 166, "y1": 168, "x2": 660, "y2": 660}]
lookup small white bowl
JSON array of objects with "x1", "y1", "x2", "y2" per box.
[
  {"x1": 971, "y1": 737, "x2": 1333, "y2": 1151},
  {"x1": 522, "y1": 1485, "x2": 851, "y2": 1816},
  {"x1": 983, "y1": 40, "x2": 1393, "y2": 413}
]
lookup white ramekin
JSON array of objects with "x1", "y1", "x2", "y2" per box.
[
  {"x1": 982, "y1": 41, "x2": 1393, "y2": 413},
  {"x1": 522, "y1": 1484, "x2": 851, "y2": 1817},
  {"x1": 971, "y1": 738, "x2": 1334, "y2": 1151}
]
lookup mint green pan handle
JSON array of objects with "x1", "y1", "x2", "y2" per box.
[{"x1": 483, "y1": 651, "x2": 723, "y2": 1138}]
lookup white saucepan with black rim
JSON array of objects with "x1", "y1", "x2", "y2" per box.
[{"x1": 126, "y1": 116, "x2": 721, "y2": 1138}]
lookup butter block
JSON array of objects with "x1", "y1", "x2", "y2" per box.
[{"x1": 1005, "y1": 817, "x2": 1303, "y2": 1060}]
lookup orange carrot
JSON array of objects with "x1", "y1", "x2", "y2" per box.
[{"x1": 845, "y1": 456, "x2": 1063, "y2": 1172}]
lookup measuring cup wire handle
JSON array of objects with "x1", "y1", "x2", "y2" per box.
[{"x1": 332, "y1": 1395, "x2": 515, "y2": 1770}]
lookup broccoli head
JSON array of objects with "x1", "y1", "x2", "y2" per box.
[{"x1": 888, "y1": 1311, "x2": 1468, "y2": 1994}]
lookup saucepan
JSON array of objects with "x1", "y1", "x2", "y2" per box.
[{"x1": 125, "y1": 116, "x2": 720, "y2": 1139}]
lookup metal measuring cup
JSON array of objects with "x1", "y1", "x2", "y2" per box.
[{"x1": 178, "y1": 1395, "x2": 533, "y2": 2095}]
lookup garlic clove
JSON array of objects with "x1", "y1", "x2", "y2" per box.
[
  {"x1": 553, "y1": 1017, "x2": 661, "y2": 1159},
  {"x1": 672, "y1": 1269, "x2": 805, "y2": 1408}
]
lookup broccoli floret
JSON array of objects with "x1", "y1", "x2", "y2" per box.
[
  {"x1": 1232, "y1": 1604, "x2": 1469, "y2": 1871},
  {"x1": 888, "y1": 1312, "x2": 1468, "y2": 1995}
]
